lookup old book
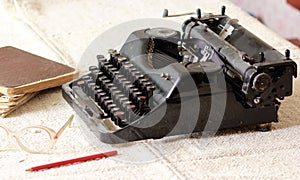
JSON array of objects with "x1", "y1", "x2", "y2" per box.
[
  {"x1": 0, "y1": 46, "x2": 77, "y2": 96},
  {"x1": 0, "y1": 93, "x2": 36, "y2": 108},
  {"x1": 0, "y1": 92, "x2": 38, "y2": 117},
  {"x1": 0, "y1": 93, "x2": 24, "y2": 103}
]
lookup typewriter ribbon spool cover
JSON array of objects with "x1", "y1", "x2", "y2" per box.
[{"x1": 62, "y1": 9, "x2": 297, "y2": 144}]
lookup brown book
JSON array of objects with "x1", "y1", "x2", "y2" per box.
[
  {"x1": 0, "y1": 92, "x2": 38, "y2": 117},
  {"x1": 0, "y1": 46, "x2": 77, "y2": 96},
  {"x1": 0, "y1": 93, "x2": 35, "y2": 108},
  {"x1": 0, "y1": 93, "x2": 24, "y2": 103}
]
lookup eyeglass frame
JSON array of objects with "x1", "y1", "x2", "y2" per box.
[{"x1": 0, "y1": 114, "x2": 74, "y2": 154}]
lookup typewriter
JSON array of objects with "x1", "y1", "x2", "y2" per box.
[{"x1": 62, "y1": 6, "x2": 297, "y2": 143}]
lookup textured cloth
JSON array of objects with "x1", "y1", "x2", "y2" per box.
[{"x1": 0, "y1": 0, "x2": 299, "y2": 179}]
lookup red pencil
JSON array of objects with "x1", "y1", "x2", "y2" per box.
[{"x1": 26, "y1": 150, "x2": 117, "y2": 172}]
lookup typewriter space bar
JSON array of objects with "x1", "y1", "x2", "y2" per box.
[{"x1": 72, "y1": 86, "x2": 105, "y2": 118}]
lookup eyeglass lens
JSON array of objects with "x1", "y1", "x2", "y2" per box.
[
  {"x1": 0, "y1": 126, "x2": 9, "y2": 149},
  {"x1": 0, "y1": 126, "x2": 52, "y2": 153},
  {"x1": 18, "y1": 127, "x2": 52, "y2": 153}
]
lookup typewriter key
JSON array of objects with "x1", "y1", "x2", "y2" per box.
[
  {"x1": 119, "y1": 98, "x2": 129, "y2": 107},
  {"x1": 84, "y1": 79, "x2": 93, "y2": 94},
  {"x1": 87, "y1": 82, "x2": 96, "y2": 97},
  {"x1": 89, "y1": 66, "x2": 98, "y2": 71},
  {"x1": 103, "y1": 100, "x2": 114, "y2": 112},
  {"x1": 109, "y1": 107, "x2": 120, "y2": 118},
  {"x1": 111, "y1": 90, "x2": 122, "y2": 98},
  {"x1": 76, "y1": 80, "x2": 85, "y2": 88},
  {"x1": 100, "y1": 96, "x2": 111, "y2": 109},
  {"x1": 94, "y1": 89, "x2": 104, "y2": 102},
  {"x1": 89, "y1": 70, "x2": 99, "y2": 81}
]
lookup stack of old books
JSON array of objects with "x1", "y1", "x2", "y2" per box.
[{"x1": 0, "y1": 46, "x2": 77, "y2": 117}]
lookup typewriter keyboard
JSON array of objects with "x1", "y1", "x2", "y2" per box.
[{"x1": 74, "y1": 50, "x2": 156, "y2": 127}]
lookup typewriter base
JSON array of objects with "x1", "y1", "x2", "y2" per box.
[
  {"x1": 256, "y1": 123, "x2": 272, "y2": 132},
  {"x1": 62, "y1": 79, "x2": 278, "y2": 144}
]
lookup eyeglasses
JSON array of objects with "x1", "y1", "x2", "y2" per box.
[{"x1": 0, "y1": 115, "x2": 74, "y2": 154}]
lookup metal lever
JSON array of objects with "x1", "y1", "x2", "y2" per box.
[{"x1": 162, "y1": 9, "x2": 195, "y2": 18}]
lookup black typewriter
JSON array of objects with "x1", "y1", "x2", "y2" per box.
[{"x1": 62, "y1": 7, "x2": 297, "y2": 143}]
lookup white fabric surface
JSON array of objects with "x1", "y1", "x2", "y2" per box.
[{"x1": 0, "y1": 0, "x2": 300, "y2": 179}]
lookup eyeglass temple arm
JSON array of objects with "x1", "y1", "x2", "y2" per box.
[{"x1": 54, "y1": 114, "x2": 74, "y2": 139}]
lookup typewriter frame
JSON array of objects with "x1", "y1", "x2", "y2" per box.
[{"x1": 62, "y1": 7, "x2": 297, "y2": 144}]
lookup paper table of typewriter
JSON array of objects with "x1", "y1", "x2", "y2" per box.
[{"x1": 63, "y1": 7, "x2": 297, "y2": 143}]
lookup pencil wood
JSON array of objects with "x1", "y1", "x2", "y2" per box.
[{"x1": 26, "y1": 150, "x2": 117, "y2": 172}]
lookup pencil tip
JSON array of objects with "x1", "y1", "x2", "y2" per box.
[{"x1": 26, "y1": 168, "x2": 32, "y2": 172}]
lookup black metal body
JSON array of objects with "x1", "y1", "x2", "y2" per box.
[{"x1": 62, "y1": 10, "x2": 297, "y2": 144}]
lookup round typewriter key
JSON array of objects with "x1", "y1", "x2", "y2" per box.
[
  {"x1": 118, "y1": 56, "x2": 127, "y2": 62},
  {"x1": 113, "y1": 93, "x2": 124, "y2": 103},
  {"x1": 130, "y1": 71, "x2": 142, "y2": 81},
  {"x1": 129, "y1": 70, "x2": 140, "y2": 79},
  {"x1": 98, "y1": 75, "x2": 108, "y2": 81},
  {"x1": 111, "y1": 90, "x2": 122, "y2": 97},
  {"x1": 138, "y1": 78, "x2": 148, "y2": 88},
  {"x1": 107, "y1": 86, "x2": 117, "y2": 97},
  {"x1": 97, "y1": 76, "x2": 109, "y2": 88},
  {"x1": 109, "y1": 86, "x2": 118, "y2": 91},
  {"x1": 106, "y1": 104, "x2": 117, "y2": 117},
  {"x1": 94, "y1": 85, "x2": 101, "y2": 90},
  {"x1": 123, "y1": 61, "x2": 131, "y2": 65},
  {"x1": 132, "y1": 92, "x2": 143, "y2": 104},
  {"x1": 110, "y1": 107, "x2": 120, "y2": 114},
  {"x1": 121, "y1": 101, "x2": 132, "y2": 109},
  {"x1": 129, "y1": 88, "x2": 139, "y2": 101},
  {"x1": 108, "y1": 67, "x2": 118, "y2": 78},
  {"x1": 82, "y1": 75, "x2": 91, "y2": 81},
  {"x1": 91, "y1": 70, "x2": 100, "y2": 81},
  {"x1": 97, "y1": 54, "x2": 105, "y2": 60},
  {"x1": 104, "y1": 99, "x2": 113, "y2": 106},
  {"x1": 128, "y1": 68, "x2": 137, "y2": 77},
  {"x1": 105, "y1": 65, "x2": 114, "y2": 75},
  {"x1": 109, "y1": 107, "x2": 120, "y2": 118},
  {"x1": 100, "y1": 61, "x2": 110, "y2": 71},
  {"x1": 104, "y1": 82, "x2": 114, "y2": 89},
  {"x1": 143, "y1": 82, "x2": 153, "y2": 92},
  {"x1": 116, "y1": 78, "x2": 127, "y2": 89},
  {"x1": 102, "y1": 79, "x2": 111, "y2": 86},
  {"x1": 139, "y1": 81, "x2": 149, "y2": 92},
  {"x1": 109, "y1": 53, "x2": 117, "y2": 63},
  {"x1": 125, "y1": 104, "x2": 137, "y2": 122},
  {"x1": 113, "y1": 111, "x2": 125, "y2": 126},
  {"x1": 84, "y1": 79, "x2": 93, "y2": 94},
  {"x1": 87, "y1": 82, "x2": 96, "y2": 97},
  {"x1": 114, "y1": 93, "x2": 125, "y2": 103},
  {"x1": 106, "y1": 64, "x2": 114, "y2": 69},
  {"x1": 115, "y1": 74, "x2": 124, "y2": 78},
  {"x1": 112, "y1": 70, "x2": 120, "y2": 77},
  {"x1": 97, "y1": 56, "x2": 106, "y2": 68},
  {"x1": 124, "y1": 63, "x2": 134, "y2": 69},
  {"x1": 100, "y1": 96, "x2": 111, "y2": 109},
  {"x1": 119, "y1": 98, "x2": 129, "y2": 109},
  {"x1": 103, "y1": 100, "x2": 114, "y2": 112},
  {"x1": 122, "y1": 81, "x2": 132, "y2": 89},
  {"x1": 125, "y1": 84, "x2": 135, "y2": 97},
  {"x1": 89, "y1": 66, "x2": 98, "y2": 71},
  {"x1": 95, "y1": 89, "x2": 104, "y2": 102},
  {"x1": 108, "y1": 49, "x2": 116, "y2": 54},
  {"x1": 95, "y1": 72, "x2": 104, "y2": 84},
  {"x1": 76, "y1": 80, "x2": 85, "y2": 88},
  {"x1": 129, "y1": 88, "x2": 139, "y2": 100},
  {"x1": 117, "y1": 111, "x2": 126, "y2": 122},
  {"x1": 145, "y1": 85, "x2": 155, "y2": 100}
]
